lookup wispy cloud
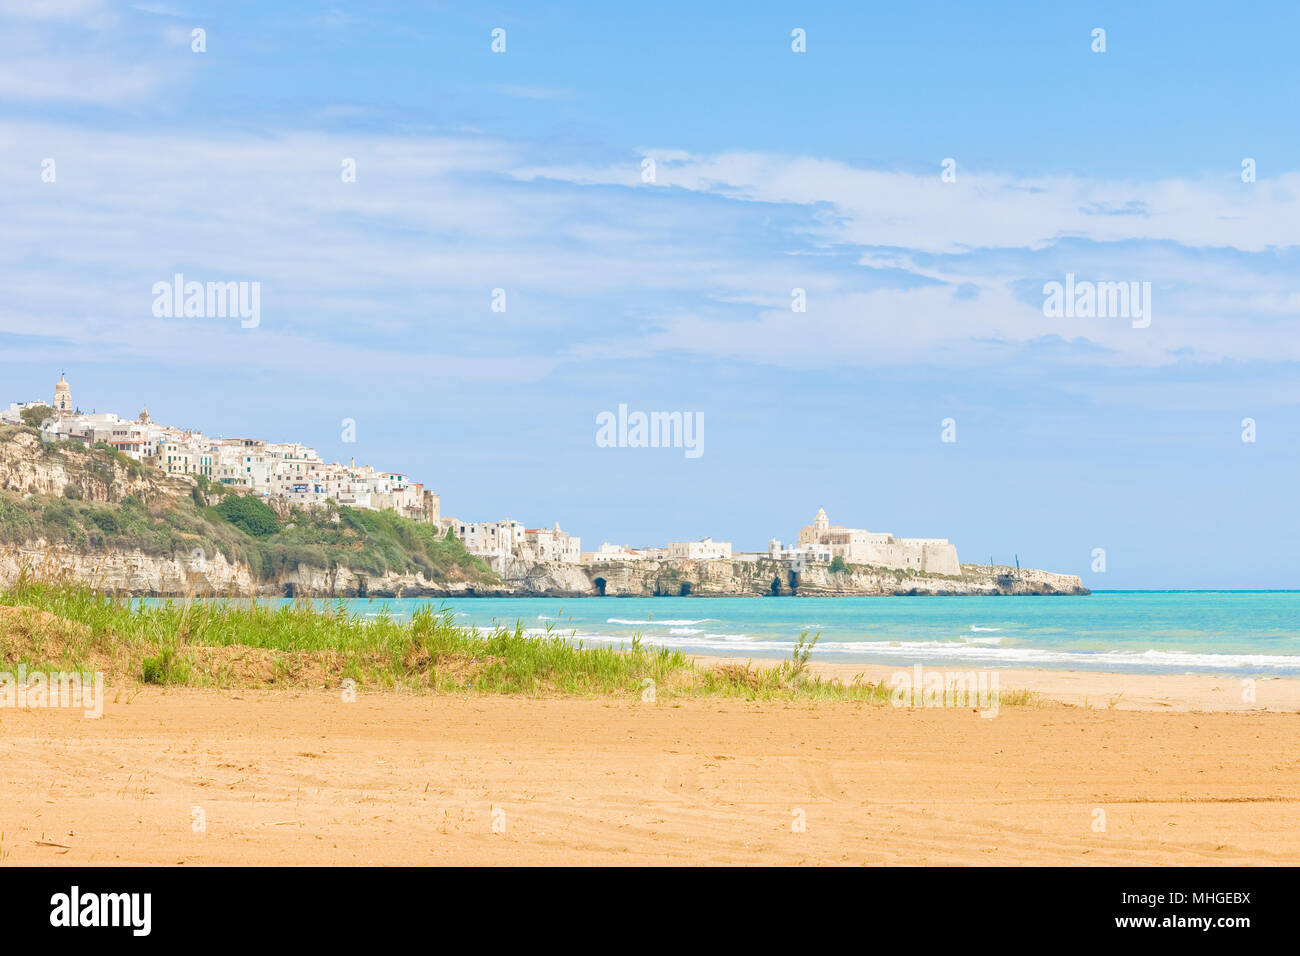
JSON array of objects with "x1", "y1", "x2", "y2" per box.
[
  {"x1": 493, "y1": 84, "x2": 573, "y2": 101},
  {"x1": 0, "y1": 0, "x2": 176, "y2": 103},
  {"x1": 0, "y1": 56, "x2": 160, "y2": 102},
  {"x1": 515, "y1": 152, "x2": 1300, "y2": 253},
  {"x1": 0, "y1": 0, "x2": 113, "y2": 26},
  {"x1": 3, "y1": 122, "x2": 1299, "y2": 388},
  {"x1": 130, "y1": 2, "x2": 183, "y2": 17}
]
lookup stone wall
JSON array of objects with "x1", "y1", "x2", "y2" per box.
[{"x1": 851, "y1": 539, "x2": 961, "y2": 576}]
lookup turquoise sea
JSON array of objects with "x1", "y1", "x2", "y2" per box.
[{"x1": 328, "y1": 591, "x2": 1300, "y2": 677}]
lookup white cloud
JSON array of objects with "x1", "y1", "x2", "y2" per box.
[
  {"x1": 0, "y1": 0, "x2": 173, "y2": 104},
  {"x1": 0, "y1": 0, "x2": 111, "y2": 25},
  {"x1": 0, "y1": 56, "x2": 160, "y2": 102},
  {"x1": 130, "y1": 2, "x2": 182, "y2": 16},
  {"x1": 1, "y1": 122, "x2": 1298, "y2": 385},
  {"x1": 493, "y1": 84, "x2": 573, "y2": 101},
  {"x1": 516, "y1": 152, "x2": 1300, "y2": 254}
]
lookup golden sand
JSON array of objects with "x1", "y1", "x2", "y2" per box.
[{"x1": 3, "y1": 673, "x2": 1297, "y2": 865}]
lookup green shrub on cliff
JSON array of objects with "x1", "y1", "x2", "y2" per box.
[
  {"x1": 214, "y1": 494, "x2": 280, "y2": 537},
  {"x1": 247, "y1": 504, "x2": 490, "y2": 581},
  {"x1": 90, "y1": 441, "x2": 144, "y2": 477},
  {"x1": 88, "y1": 509, "x2": 120, "y2": 534},
  {"x1": 0, "y1": 483, "x2": 493, "y2": 585},
  {"x1": 19, "y1": 405, "x2": 53, "y2": 429},
  {"x1": 0, "y1": 495, "x2": 39, "y2": 542}
]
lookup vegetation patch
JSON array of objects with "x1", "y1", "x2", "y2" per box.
[
  {"x1": 0, "y1": 580, "x2": 916, "y2": 702},
  {"x1": 214, "y1": 494, "x2": 279, "y2": 537}
]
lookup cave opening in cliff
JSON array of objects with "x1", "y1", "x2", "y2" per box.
[
  {"x1": 770, "y1": 576, "x2": 781, "y2": 595},
  {"x1": 679, "y1": 582, "x2": 691, "y2": 596},
  {"x1": 593, "y1": 577, "x2": 606, "y2": 596}
]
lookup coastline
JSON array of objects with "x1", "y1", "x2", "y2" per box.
[{"x1": 694, "y1": 654, "x2": 1300, "y2": 713}]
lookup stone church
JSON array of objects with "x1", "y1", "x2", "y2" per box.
[{"x1": 796, "y1": 508, "x2": 961, "y2": 576}]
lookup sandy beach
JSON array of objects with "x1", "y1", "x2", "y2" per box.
[
  {"x1": 698, "y1": 656, "x2": 1300, "y2": 713},
  {"x1": 3, "y1": 666, "x2": 1298, "y2": 866}
]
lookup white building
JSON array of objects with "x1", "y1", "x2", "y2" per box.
[
  {"x1": 767, "y1": 538, "x2": 833, "y2": 563},
  {"x1": 2, "y1": 401, "x2": 58, "y2": 426},
  {"x1": 794, "y1": 508, "x2": 961, "y2": 575},
  {"x1": 456, "y1": 519, "x2": 524, "y2": 562},
  {"x1": 584, "y1": 543, "x2": 645, "y2": 563},
  {"x1": 521, "y1": 523, "x2": 582, "y2": 564},
  {"x1": 666, "y1": 537, "x2": 732, "y2": 561}
]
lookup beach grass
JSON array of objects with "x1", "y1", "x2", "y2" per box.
[{"x1": 0, "y1": 578, "x2": 905, "y2": 702}]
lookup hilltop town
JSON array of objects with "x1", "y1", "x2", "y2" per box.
[
  {"x1": 5, "y1": 374, "x2": 961, "y2": 572},
  {"x1": 5, "y1": 374, "x2": 575, "y2": 565},
  {"x1": 1, "y1": 374, "x2": 1085, "y2": 597}
]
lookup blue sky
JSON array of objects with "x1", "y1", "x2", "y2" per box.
[{"x1": 1, "y1": 0, "x2": 1298, "y2": 588}]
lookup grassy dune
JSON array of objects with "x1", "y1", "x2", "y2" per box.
[{"x1": 0, "y1": 580, "x2": 900, "y2": 702}]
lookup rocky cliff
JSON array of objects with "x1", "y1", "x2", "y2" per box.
[
  {"x1": 0, "y1": 544, "x2": 1085, "y2": 598},
  {"x1": 0, "y1": 540, "x2": 506, "y2": 597},
  {"x1": 0, "y1": 427, "x2": 189, "y2": 503},
  {"x1": 497, "y1": 557, "x2": 1087, "y2": 597},
  {"x1": 0, "y1": 427, "x2": 497, "y2": 597}
]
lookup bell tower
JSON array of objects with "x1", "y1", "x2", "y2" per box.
[{"x1": 52, "y1": 372, "x2": 73, "y2": 415}]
